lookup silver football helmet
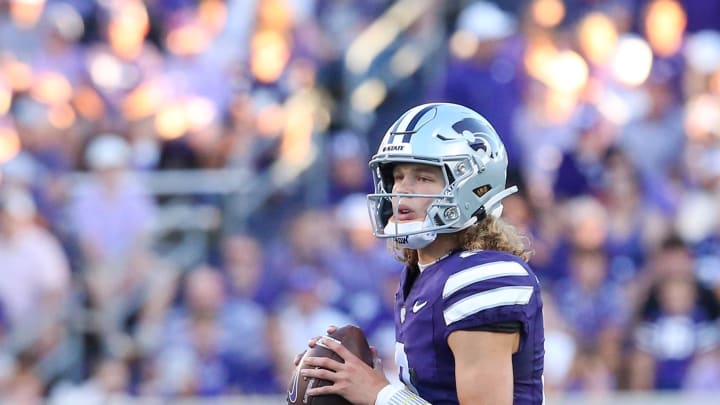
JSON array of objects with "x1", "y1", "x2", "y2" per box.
[{"x1": 367, "y1": 103, "x2": 517, "y2": 248}]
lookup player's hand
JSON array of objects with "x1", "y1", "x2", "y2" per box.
[
  {"x1": 301, "y1": 336, "x2": 389, "y2": 405},
  {"x1": 293, "y1": 350, "x2": 306, "y2": 367},
  {"x1": 293, "y1": 325, "x2": 338, "y2": 366}
]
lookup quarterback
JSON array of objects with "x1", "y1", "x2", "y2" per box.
[{"x1": 301, "y1": 103, "x2": 545, "y2": 404}]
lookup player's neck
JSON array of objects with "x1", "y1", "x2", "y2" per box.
[{"x1": 417, "y1": 234, "x2": 457, "y2": 266}]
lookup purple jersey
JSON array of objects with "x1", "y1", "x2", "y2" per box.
[{"x1": 394, "y1": 250, "x2": 545, "y2": 404}]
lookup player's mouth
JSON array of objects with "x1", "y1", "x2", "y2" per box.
[{"x1": 396, "y1": 204, "x2": 416, "y2": 221}]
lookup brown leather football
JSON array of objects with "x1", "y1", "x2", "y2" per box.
[{"x1": 287, "y1": 325, "x2": 374, "y2": 405}]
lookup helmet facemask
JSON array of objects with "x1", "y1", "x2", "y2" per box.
[{"x1": 367, "y1": 155, "x2": 483, "y2": 248}]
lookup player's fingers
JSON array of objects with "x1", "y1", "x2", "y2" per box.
[
  {"x1": 368, "y1": 346, "x2": 385, "y2": 372},
  {"x1": 307, "y1": 384, "x2": 338, "y2": 397},
  {"x1": 308, "y1": 326, "x2": 336, "y2": 348},
  {"x1": 318, "y1": 337, "x2": 354, "y2": 361},
  {"x1": 293, "y1": 351, "x2": 306, "y2": 366},
  {"x1": 303, "y1": 356, "x2": 341, "y2": 371},
  {"x1": 301, "y1": 367, "x2": 336, "y2": 381},
  {"x1": 307, "y1": 335, "x2": 323, "y2": 348}
]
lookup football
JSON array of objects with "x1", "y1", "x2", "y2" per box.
[{"x1": 287, "y1": 325, "x2": 374, "y2": 405}]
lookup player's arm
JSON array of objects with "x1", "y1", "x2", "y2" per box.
[
  {"x1": 441, "y1": 257, "x2": 533, "y2": 404},
  {"x1": 448, "y1": 329, "x2": 519, "y2": 405},
  {"x1": 356, "y1": 329, "x2": 519, "y2": 405}
]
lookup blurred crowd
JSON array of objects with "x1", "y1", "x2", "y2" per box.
[{"x1": 1, "y1": 0, "x2": 720, "y2": 402}]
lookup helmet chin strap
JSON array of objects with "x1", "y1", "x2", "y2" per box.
[
  {"x1": 383, "y1": 216, "x2": 437, "y2": 249},
  {"x1": 479, "y1": 186, "x2": 519, "y2": 220}
]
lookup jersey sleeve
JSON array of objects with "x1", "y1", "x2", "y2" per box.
[{"x1": 441, "y1": 258, "x2": 540, "y2": 339}]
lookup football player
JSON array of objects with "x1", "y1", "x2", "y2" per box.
[{"x1": 299, "y1": 103, "x2": 545, "y2": 404}]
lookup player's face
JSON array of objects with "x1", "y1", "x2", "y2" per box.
[{"x1": 390, "y1": 163, "x2": 445, "y2": 223}]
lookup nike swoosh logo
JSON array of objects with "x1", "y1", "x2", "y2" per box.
[
  {"x1": 288, "y1": 367, "x2": 299, "y2": 402},
  {"x1": 412, "y1": 300, "x2": 428, "y2": 313}
]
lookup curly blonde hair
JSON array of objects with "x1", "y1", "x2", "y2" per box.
[{"x1": 394, "y1": 215, "x2": 533, "y2": 269}]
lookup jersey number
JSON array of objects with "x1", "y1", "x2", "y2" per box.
[{"x1": 395, "y1": 342, "x2": 419, "y2": 394}]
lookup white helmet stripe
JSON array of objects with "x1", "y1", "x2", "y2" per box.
[
  {"x1": 401, "y1": 104, "x2": 436, "y2": 132},
  {"x1": 390, "y1": 109, "x2": 415, "y2": 133}
]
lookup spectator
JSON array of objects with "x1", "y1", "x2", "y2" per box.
[
  {"x1": 541, "y1": 293, "x2": 577, "y2": 394},
  {"x1": 69, "y1": 133, "x2": 156, "y2": 266},
  {"x1": 618, "y1": 70, "x2": 685, "y2": 185},
  {"x1": 552, "y1": 106, "x2": 614, "y2": 200},
  {"x1": 325, "y1": 131, "x2": 373, "y2": 205},
  {"x1": 553, "y1": 247, "x2": 626, "y2": 377},
  {"x1": 638, "y1": 235, "x2": 720, "y2": 323},
  {"x1": 434, "y1": 0, "x2": 524, "y2": 169},
  {"x1": 630, "y1": 276, "x2": 719, "y2": 389},
  {"x1": 84, "y1": 0, "x2": 164, "y2": 117},
  {"x1": 601, "y1": 147, "x2": 651, "y2": 283},
  {"x1": 513, "y1": 77, "x2": 579, "y2": 202},
  {"x1": 332, "y1": 193, "x2": 399, "y2": 329},
  {"x1": 0, "y1": 187, "x2": 71, "y2": 355},
  {"x1": 152, "y1": 265, "x2": 278, "y2": 396},
  {"x1": 68, "y1": 133, "x2": 159, "y2": 361},
  {"x1": 268, "y1": 266, "x2": 354, "y2": 381},
  {"x1": 220, "y1": 234, "x2": 281, "y2": 393},
  {"x1": 155, "y1": 313, "x2": 237, "y2": 397},
  {"x1": 220, "y1": 233, "x2": 279, "y2": 310},
  {"x1": 49, "y1": 357, "x2": 132, "y2": 404},
  {"x1": 565, "y1": 347, "x2": 617, "y2": 394},
  {"x1": 265, "y1": 209, "x2": 344, "y2": 301}
]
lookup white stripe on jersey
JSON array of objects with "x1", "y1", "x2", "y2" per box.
[
  {"x1": 442, "y1": 261, "x2": 528, "y2": 299},
  {"x1": 444, "y1": 285, "x2": 534, "y2": 325}
]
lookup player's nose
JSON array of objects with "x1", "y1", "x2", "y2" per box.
[{"x1": 393, "y1": 177, "x2": 414, "y2": 194}]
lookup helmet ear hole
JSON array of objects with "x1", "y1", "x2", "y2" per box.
[
  {"x1": 474, "y1": 185, "x2": 491, "y2": 198},
  {"x1": 472, "y1": 185, "x2": 492, "y2": 221}
]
